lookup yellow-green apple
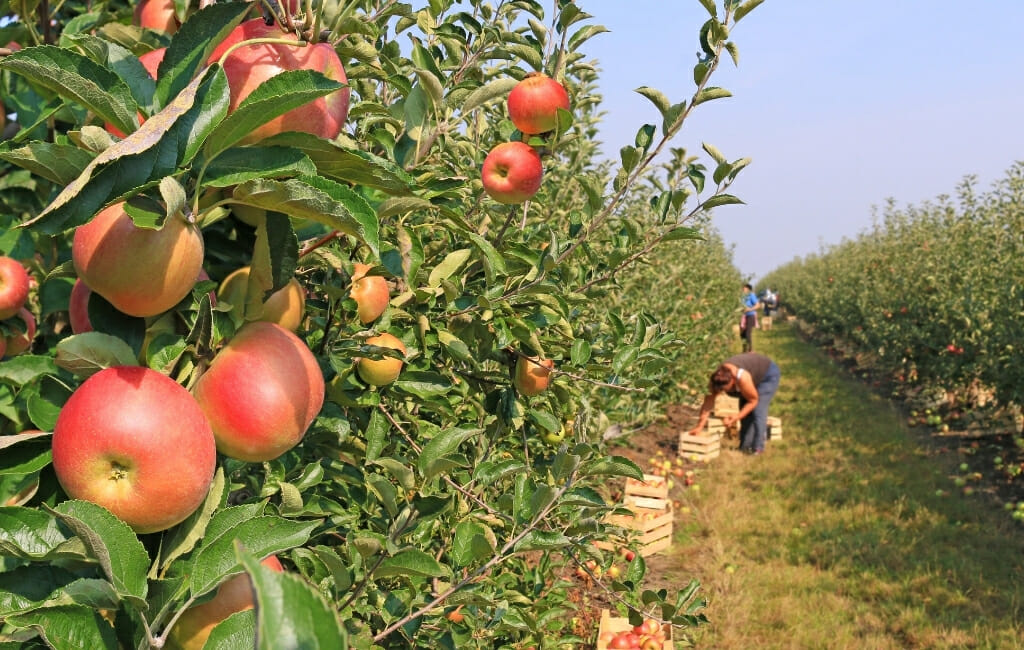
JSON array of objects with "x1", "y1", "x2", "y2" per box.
[
  {"x1": 355, "y1": 333, "x2": 406, "y2": 386},
  {"x1": 166, "y1": 555, "x2": 284, "y2": 650},
  {"x1": 540, "y1": 424, "x2": 566, "y2": 445},
  {"x1": 4, "y1": 307, "x2": 35, "y2": 356},
  {"x1": 507, "y1": 72, "x2": 570, "y2": 135},
  {"x1": 481, "y1": 141, "x2": 543, "y2": 204},
  {"x1": 349, "y1": 263, "x2": 389, "y2": 324},
  {"x1": 134, "y1": 0, "x2": 178, "y2": 34},
  {"x1": 217, "y1": 266, "x2": 305, "y2": 332},
  {"x1": 105, "y1": 48, "x2": 166, "y2": 137},
  {"x1": 514, "y1": 355, "x2": 554, "y2": 396},
  {"x1": 193, "y1": 322, "x2": 324, "y2": 462},
  {"x1": 72, "y1": 202, "x2": 204, "y2": 318},
  {"x1": 69, "y1": 278, "x2": 93, "y2": 334},
  {"x1": 51, "y1": 366, "x2": 216, "y2": 533},
  {"x1": 207, "y1": 19, "x2": 350, "y2": 144},
  {"x1": 0, "y1": 256, "x2": 30, "y2": 320}
]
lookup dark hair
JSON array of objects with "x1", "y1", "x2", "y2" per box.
[
  {"x1": 710, "y1": 365, "x2": 733, "y2": 391},
  {"x1": 743, "y1": 283, "x2": 753, "y2": 291}
]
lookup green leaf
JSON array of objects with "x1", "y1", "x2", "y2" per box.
[
  {"x1": 231, "y1": 176, "x2": 379, "y2": 257},
  {"x1": 701, "y1": 193, "x2": 745, "y2": 209},
  {"x1": 364, "y1": 408, "x2": 388, "y2": 462},
  {"x1": 375, "y1": 548, "x2": 447, "y2": 578},
  {"x1": 634, "y1": 86, "x2": 671, "y2": 117},
  {"x1": 0, "y1": 437, "x2": 51, "y2": 476},
  {"x1": 0, "y1": 565, "x2": 78, "y2": 617},
  {"x1": 160, "y1": 467, "x2": 227, "y2": 573},
  {"x1": 190, "y1": 516, "x2": 319, "y2": 598},
  {"x1": 418, "y1": 428, "x2": 481, "y2": 482},
  {"x1": 394, "y1": 371, "x2": 453, "y2": 399},
  {"x1": 734, "y1": 0, "x2": 765, "y2": 22},
  {"x1": 203, "y1": 70, "x2": 345, "y2": 157},
  {"x1": 662, "y1": 227, "x2": 704, "y2": 242},
  {"x1": 202, "y1": 146, "x2": 317, "y2": 187},
  {"x1": 702, "y1": 142, "x2": 726, "y2": 165},
  {"x1": 568, "y1": 24, "x2": 609, "y2": 51},
  {"x1": 0, "y1": 46, "x2": 139, "y2": 135},
  {"x1": 50, "y1": 500, "x2": 149, "y2": 606},
  {"x1": 527, "y1": 409, "x2": 561, "y2": 433},
  {"x1": 0, "y1": 142, "x2": 95, "y2": 185},
  {"x1": 698, "y1": 0, "x2": 717, "y2": 17},
  {"x1": 251, "y1": 212, "x2": 298, "y2": 296},
  {"x1": 0, "y1": 355, "x2": 58, "y2": 386},
  {"x1": 414, "y1": 69, "x2": 444, "y2": 110},
  {"x1": 579, "y1": 455, "x2": 643, "y2": 480},
  {"x1": 261, "y1": 134, "x2": 417, "y2": 193},
  {"x1": 237, "y1": 544, "x2": 349, "y2": 650},
  {"x1": 513, "y1": 530, "x2": 571, "y2": 552},
  {"x1": 205, "y1": 609, "x2": 256, "y2": 650},
  {"x1": 54, "y1": 332, "x2": 139, "y2": 379},
  {"x1": 0, "y1": 430, "x2": 51, "y2": 451},
  {"x1": 460, "y1": 77, "x2": 518, "y2": 114},
  {"x1": 5, "y1": 605, "x2": 118, "y2": 650},
  {"x1": 693, "y1": 86, "x2": 732, "y2": 106},
  {"x1": 427, "y1": 248, "x2": 472, "y2": 287},
  {"x1": 451, "y1": 521, "x2": 495, "y2": 566},
  {"x1": 377, "y1": 196, "x2": 434, "y2": 219},
  {"x1": 0, "y1": 508, "x2": 73, "y2": 560},
  {"x1": 570, "y1": 339, "x2": 591, "y2": 365},
  {"x1": 662, "y1": 101, "x2": 687, "y2": 135}
]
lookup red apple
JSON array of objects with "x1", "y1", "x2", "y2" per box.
[
  {"x1": 134, "y1": 0, "x2": 178, "y2": 34},
  {"x1": 608, "y1": 632, "x2": 640, "y2": 649},
  {"x1": 208, "y1": 19, "x2": 350, "y2": 144},
  {"x1": 356, "y1": 333, "x2": 406, "y2": 386},
  {"x1": 349, "y1": 263, "x2": 389, "y2": 324},
  {"x1": 69, "y1": 278, "x2": 93, "y2": 334},
  {"x1": 507, "y1": 72, "x2": 570, "y2": 135},
  {"x1": 4, "y1": 307, "x2": 35, "y2": 356},
  {"x1": 72, "y1": 202, "x2": 205, "y2": 318},
  {"x1": 193, "y1": 322, "x2": 324, "y2": 462},
  {"x1": 481, "y1": 141, "x2": 543, "y2": 204},
  {"x1": 217, "y1": 266, "x2": 305, "y2": 332},
  {"x1": 51, "y1": 366, "x2": 216, "y2": 533},
  {"x1": 167, "y1": 556, "x2": 284, "y2": 650},
  {"x1": 514, "y1": 355, "x2": 553, "y2": 396},
  {"x1": 106, "y1": 47, "x2": 166, "y2": 138},
  {"x1": 0, "y1": 256, "x2": 30, "y2": 320}
]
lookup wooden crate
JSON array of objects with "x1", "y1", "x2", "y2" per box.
[
  {"x1": 761, "y1": 315, "x2": 773, "y2": 330},
  {"x1": 679, "y1": 431, "x2": 720, "y2": 462},
  {"x1": 624, "y1": 474, "x2": 669, "y2": 499},
  {"x1": 600, "y1": 506, "x2": 673, "y2": 557},
  {"x1": 713, "y1": 393, "x2": 739, "y2": 415},
  {"x1": 767, "y1": 415, "x2": 783, "y2": 441},
  {"x1": 596, "y1": 609, "x2": 673, "y2": 650}
]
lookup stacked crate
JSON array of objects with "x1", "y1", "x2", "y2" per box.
[
  {"x1": 601, "y1": 474, "x2": 673, "y2": 557},
  {"x1": 596, "y1": 609, "x2": 673, "y2": 650},
  {"x1": 767, "y1": 415, "x2": 783, "y2": 441},
  {"x1": 679, "y1": 431, "x2": 720, "y2": 462}
]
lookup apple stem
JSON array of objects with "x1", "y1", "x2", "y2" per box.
[{"x1": 215, "y1": 37, "x2": 309, "y2": 69}]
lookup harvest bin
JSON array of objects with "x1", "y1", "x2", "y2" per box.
[
  {"x1": 599, "y1": 474, "x2": 673, "y2": 557},
  {"x1": 595, "y1": 609, "x2": 673, "y2": 650},
  {"x1": 678, "y1": 431, "x2": 720, "y2": 462},
  {"x1": 767, "y1": 415, "x2": 783, "y2": 441}
]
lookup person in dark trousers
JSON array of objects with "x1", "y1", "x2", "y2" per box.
[
  {"x1": 686, "y1": 352, "x2": 782, "y2": 454},
  {"x1": 739, "y1": 283, "x2": 759, "y2": 352}
]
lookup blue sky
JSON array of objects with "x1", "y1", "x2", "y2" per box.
[{"x1": 582, "y1": 1, "x2": 1024, "y2": 281}]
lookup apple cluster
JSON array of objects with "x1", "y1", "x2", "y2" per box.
[
  {"x1": 599, "y1": 618, "x2": 668, "y2": 650},
  {"x1": 481, "y1": 73, "x2": 570, "y2": 204},
  {"x1": 0, "y1": 255, "x2": 34, "y2": 358}
]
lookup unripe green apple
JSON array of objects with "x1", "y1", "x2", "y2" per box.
[
  {"x1": 0, "y1": 255, "x2": 30, "y2": 320},
  {"x1": 349, "y1": 263, "x2": 390, "y2": 324},
  {"x1": 217, "y1": 266, "x2": 305, "y2": 332},
  {"x1": 193, "y1": 322, "x2": 324, "y2": 462},
  {"x1": 51, "y1": 366, "x2": 217, "y2": 533},
  {"x1": 167, "y1": 556, "x2": 285, "y2": 650},
  {"x1": 481, "y1": 141, "x2": 543, "y2": 204},
  {"x1": 507, "y1": 72, "x2": 570, "y2": 135},
  {"x1": 356, "y1": 333, "x2": 406, "y2": 386},
  {"x1": 514, "y1": 355, "x2": 554, "y2": 396},
  {"x1": 72, "y1": 202, "x2": 204, "y2": 318}
]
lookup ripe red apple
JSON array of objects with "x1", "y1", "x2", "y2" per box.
[
  {"x1": 68, "y1": 279, "x2": 93, "y2": 334},
  {"x1": 349, "y1": 263, "x2": 389, "y2": 324},
  {"x1": 193, "y1": 322, "x2": 324, "y2": 462},
  {"x1": 507, "y1": 72, "x2": 570, "y2": 135},
  {"x1": 481, "y1": 141, "x2": 543, "y2": 204},
  {"x1": 356, "y1": 333, "x2": 406, "y2": 386},
  {"x1": 51, "y1": 366, "x2": 216, "y2": 533},
  {"x1": 607, "y1": 632, "x2": 641, "y2": 649},
  {"x1": 167, "y1": 556, "x2": 284, "y2": 650},
  {"x1": 134, "y1": 0, "x2": 178, "y2": 34},
  {"x1": 4, "y1": 307, "x2": 35, "y2": 356},
  {"x1": 208, "y1": 19, "x2": 350, "y2": 144},
  {"x1": 217, "y1": 266, "x2": 305, "y2": 332},
  {"x1": 514, "y1": 355, "x2": 554, "y2": 396},
  {"x1": 72, "y1": 202, "x2": 205, "y2": 318},
  {"x1": 0, "y1": 256, "x2": 30, "y2": 320}
]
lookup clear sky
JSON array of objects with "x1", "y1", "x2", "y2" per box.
[{"x1": 582, "y1": 1, "x2": 1024, "y2": 282}]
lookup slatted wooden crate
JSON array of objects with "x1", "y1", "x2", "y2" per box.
[
  {"x1": 623, "y1": 473, "x2": 669, "y2": 510},
  {"x1": 767, "y1": 415, "x2": 783, "y2": 441},
  {"x1": 596, "y1": 609, "x2": 673, "y2": 650},
  {"x1": 679, "y1": 431, "x2": 720, "y2": 462},
  {"x1": 761, "y1": 315, "x2": 773, "y2": 330},
  {"x1": 713, "y1": 393, "x2": 740, "y2": 415},
  {"x1": 601, "y1": 506, "x2": 673, "y2": 557}
]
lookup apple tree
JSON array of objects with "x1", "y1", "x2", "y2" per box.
[{"x1": 0, "y1": 0, "x2": 759, "y2": 647}]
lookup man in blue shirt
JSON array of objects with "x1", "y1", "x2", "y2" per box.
[{"x1": 740, "y1": 283, "x2": 759, "y2": 352}]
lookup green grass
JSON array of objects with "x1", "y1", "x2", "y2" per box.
[{"x1": 654, "y1": 323, "x2": 1024, "y2": 649}]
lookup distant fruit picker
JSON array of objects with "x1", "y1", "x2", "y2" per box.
[{"x1": 686, "y1": 352, "x2": 781, "y2": 455}]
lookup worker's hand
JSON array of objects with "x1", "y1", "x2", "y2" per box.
[
  {"x1": 722, "y1": 415, "x2": 738, "y2": 429},
  {"x1": 686, "y1": 427, "x2": 701, "y2": 436}
]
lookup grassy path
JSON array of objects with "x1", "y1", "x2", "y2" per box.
[{"x1": 652, "y1": 323, "x2": 1024, "y2": 649}]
